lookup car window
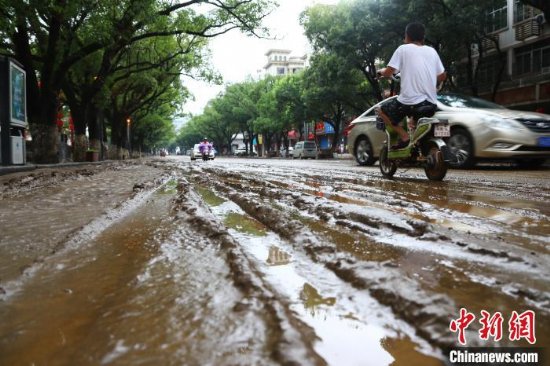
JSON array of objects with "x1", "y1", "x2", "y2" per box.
[
  {"x1": 304, "y1": 142, "x2": 316, "y2": 148},
  {"x1": 437, "y1": 94, "x2": 506, "y2": 109}
]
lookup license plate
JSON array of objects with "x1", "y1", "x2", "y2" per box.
[
  {"x1": 538, "y1": 136, "x2": 550, "y2": 147},
  {"x1": 434, "y1": 124, "x2": 450, "y2": 137}
]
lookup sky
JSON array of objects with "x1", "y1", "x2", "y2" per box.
[{"x1": 179, "y1": 0, "x2": 340, "y2": 121}]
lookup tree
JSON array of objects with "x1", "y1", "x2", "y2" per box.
[
  {"x1": 176, "y1": 118, "x2": 204, "y2": 153},
  {"x1": 63, "y1": 16, "x2": 208, "y2": 160},
  {"x1": 0, "y1": 0, "x2": 275, "y2": 163},
  {"x1": 303, "y1": 52, "x2": 370, "y2": 153},
  {"x1": 132, "y1": 113, "x2": 176, "y2": 154},
  {"x1": 223, "y1": 79, "x2": 269, "y2": 155},
  {"x1": 265, "y1": 73, "x2": 307, "y2": 154},
  {"x1": 302, "y1": 1, "x2": 401, "y2": 102},
  {"x1": 204, "y1": 96, "x2": 241, "y2": 154}
]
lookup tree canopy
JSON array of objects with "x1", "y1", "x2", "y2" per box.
[
  {"x1": 179, "y1": 0, "x2": 544, "y2": 156},
  {"x1": 0, "y1": 0, "x2": 275, "y2": 162}
]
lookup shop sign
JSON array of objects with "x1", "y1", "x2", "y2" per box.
[{"x1": 315, "y1": 121, "x2": 325, "y2": 135}]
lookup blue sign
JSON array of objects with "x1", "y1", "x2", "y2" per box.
[
  {"x1": 538, "y1": 136, "x2": 550, "y2": 147},
  {"x1": 319, "y1": 136, "x2": 330, "y2": 149},
  {"x1": 10, "y1": 62, "x2": 26, "y2": 125},
  {"x1": 324, "y1": 122, "x2": 335, "y2": 134}
]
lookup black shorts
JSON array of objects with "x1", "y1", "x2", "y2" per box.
[{"x1": 380, "y1": 99, "x2": 437, "y2": 126}]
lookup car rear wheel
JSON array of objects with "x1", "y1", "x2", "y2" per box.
[
  {"x1": 354, "y1": 136, "x2": 375, "y2": 166},
  {"x1": 448, "y1": 127, "x2": 475, "y2": 169}
]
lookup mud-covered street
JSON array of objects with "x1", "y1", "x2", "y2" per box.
[{"x1": 0, "y1": 157, "x2": 548, "y2": 365}]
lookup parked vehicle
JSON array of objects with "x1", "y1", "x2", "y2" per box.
[
  {"x1": 347, "y1": 93, "x2": 550, "y2": 168},
  {"x1": 190, "y1": 144, "x2": 215, "y2": 161},
  {"x1": 292, "y1": 141, "x2": 317, "y2": 159}
]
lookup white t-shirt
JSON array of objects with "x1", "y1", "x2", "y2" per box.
[{"x1": 387, "y1": 43, "x2": 445, "y2": 105}]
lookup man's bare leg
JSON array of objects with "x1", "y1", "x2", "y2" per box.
[{"x1": 378, "y1": 109, "x2": 410, "y2": 143}]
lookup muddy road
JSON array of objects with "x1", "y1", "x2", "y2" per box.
[{"x1": 0, "y1": 157, "x2": 548, "y2": 365}]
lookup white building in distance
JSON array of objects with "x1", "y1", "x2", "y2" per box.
[{"x1": 263, "y1": 49, "x2": 307, "y2": 76}]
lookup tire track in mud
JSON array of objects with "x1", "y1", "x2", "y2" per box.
[
  {"x1": 191, "y1": 170, "x2": 455, "y2": 349},
  {"x1": 171, "y1": 177, "x2": 327, "y2": 365},
  {"x1": 183, "y1": 162, "x2": 550, "y2": 351}
]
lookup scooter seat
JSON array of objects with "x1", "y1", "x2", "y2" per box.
[{"x1": 415, "y1": 104, "x2": 437, "y2": 117}]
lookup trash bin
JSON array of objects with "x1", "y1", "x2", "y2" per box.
[{"x1": 10, "y1": 128, "x2": 24, "y2": 165}]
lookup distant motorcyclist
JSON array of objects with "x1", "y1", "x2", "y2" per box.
[{"x1": 198, "y1": 138, "x2": 212, "y2": 158}]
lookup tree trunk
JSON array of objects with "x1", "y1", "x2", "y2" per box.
[
  {"x1": 74, "y1": 134, "x2": 88, "y2": 162},
  {"x1": 88, "y1": 107, "x2": 102, "y2": 153},
  {"x1": 30, "y1": 124, "x2": 58, "y2": 164}
]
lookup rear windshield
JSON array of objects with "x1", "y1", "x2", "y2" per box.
[{"x1": 304, "y1": 142, "x2": 316, "y2": 149}]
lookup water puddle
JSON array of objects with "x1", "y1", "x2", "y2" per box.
[
  {"x1": 267, "y1": 246, "x2": 291, "y2": 266},
  {"x1": 0, "y1": 180, "x2": 272, "y2": 365},
  {"x1": 300, "y1": 283, "x2": 337, "y2": 313},
  {"x1": 302, "y1": 212, "x2": 550, "y2": 348},
  {"x1": 0, "y1": 182, "x2": 176, "y2": 364},
  {"x1": 196, "y1": 186, "x2": 226, "y2": 206},
  {"x1": 224, "y1": 212, "x2": 267, "y2": 236}
]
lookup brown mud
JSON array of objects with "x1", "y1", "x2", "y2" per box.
[{"x1": 0, "y1": 157, "x2": 547, "y2": 365}]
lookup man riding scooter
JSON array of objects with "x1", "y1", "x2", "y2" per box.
[
  {"x1": 376, "y1": 22, "x2": 446, "y2": 149},
  {"x1": 198, "y1": 138, "x2": 212, "y2": 161}
]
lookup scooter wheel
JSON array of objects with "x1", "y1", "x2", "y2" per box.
[
  {"x1": 379, "y1": 144, "x2": 397, "y2": 178},
  {"x1": 424, "y1": 145, "x2": 448, "y2": 181}
]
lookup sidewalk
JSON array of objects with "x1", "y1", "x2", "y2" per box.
[{"x1": 0, "y1": 161, "x2": 104, "y2": 176}]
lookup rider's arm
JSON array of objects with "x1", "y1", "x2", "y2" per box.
[
  {"x1": 378, "y1": 66, "x2": 397, "y2": 78},
  {"x1": 437, "y1": 71, "x2": 447, "y2": 83}
]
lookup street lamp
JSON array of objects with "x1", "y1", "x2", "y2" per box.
[{"x1": 126, "y1": 117, "x2": 131, "y2": 157}]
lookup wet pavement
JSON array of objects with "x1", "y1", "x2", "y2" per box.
[{"x1": 0, "y1": 157, "x2": 548, "y2": 365}]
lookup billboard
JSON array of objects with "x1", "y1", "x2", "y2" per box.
[{"x1": 9, "y1": 61, "x2": 27, "y2": 126}]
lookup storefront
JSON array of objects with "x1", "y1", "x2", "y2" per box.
[
  {"x1": 315, "y1": 120, "x2": 335, "y2": 151},
  {"x1": 287, "y1": 129, "x2": 299, "y2": 145}
]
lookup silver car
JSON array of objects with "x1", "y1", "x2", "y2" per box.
[
  {"x1": 292, "y1": 141, "x2": 318, "y2": 159},
  {"x1": 347, "y1": 93, "x2": 550, "y2": 168}
]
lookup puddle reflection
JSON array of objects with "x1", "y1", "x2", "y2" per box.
[
  {"x1": 195, "y1": 186, "x2": 226, "y2": 206},
  {"x1": 224, "y1": 213, "x2": 267, "y2": 236},
  {"x1": 266, "y1": 246, "x2": 291, "y2": 266},
  {"x1": 299, "y1": 283, "x2": 336, "y2": 317}
]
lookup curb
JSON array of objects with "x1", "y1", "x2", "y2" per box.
[{"x1": 0, "y1": 161, "x2": 105, "y2": 176}]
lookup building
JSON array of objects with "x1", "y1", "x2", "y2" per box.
[
  {"x1": 263, "y1": 49, "x2": 307, "y2": 76},
  {"x1": 458, "y1": 0, "x2": 550, "y2": 112}
]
